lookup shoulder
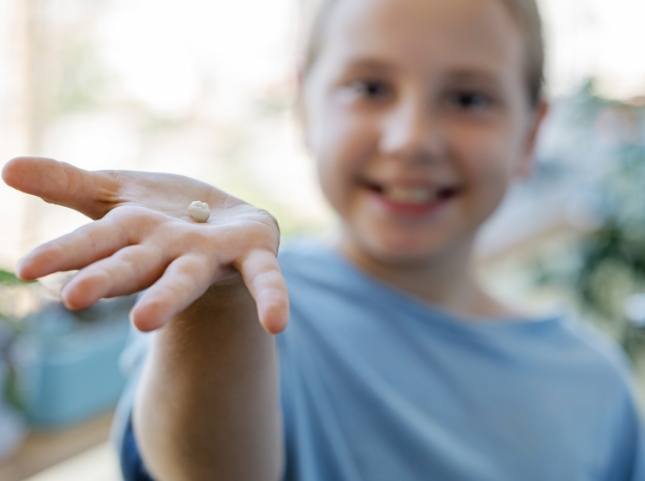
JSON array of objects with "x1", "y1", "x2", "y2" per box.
[
  {"x1": 558, "y1": 320, "x2": 645, "y2": 479},
  {"x1": 506, "y1": 311, "x2": 638, "y2": 408},
  {"x1": 545, "y1": 314, "x2": 642, "y2": 429},
  {"x1": 557, "y1": 315, "x2": 634, "y2": 387}
]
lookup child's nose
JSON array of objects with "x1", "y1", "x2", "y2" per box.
[{"x1": 379, "y1": 101, "x2": 444, "y2": 163}]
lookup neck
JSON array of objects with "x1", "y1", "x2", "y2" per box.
[{"x1": 337, "y1": 237, "x2": 516, "y2": 321}]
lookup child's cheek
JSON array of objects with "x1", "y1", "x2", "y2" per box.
[
  {"x1": 459, "y1": 142, "x2": 518, "y2": 218},
  {"x1": 458, "y1": 122, "x2": 520, "y2": 177}
]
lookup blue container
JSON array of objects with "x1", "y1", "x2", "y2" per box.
[{"x1": 12, "y1": 296, "x2": 134, "y2": 428}]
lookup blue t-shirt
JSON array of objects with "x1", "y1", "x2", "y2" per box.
[{"x1": 114, "y1": 241, "x2": 645, "y2": 481}]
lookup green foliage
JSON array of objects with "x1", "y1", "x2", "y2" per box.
[
  {"x1": 2, "y1": 360, "x2": 23, "y2": 413},
  {"x1": 574, "y1": 146, "x2": 645, "y2": 357},
  {"x1": 0, "y1": 270, "x2": 29, "y2": 412},
  {"x1": 0, "y1": 269, "x2": 24, "y2": 286},
  {"x1": 534, "y1": 85, "x2": 645, "y2": 359}
]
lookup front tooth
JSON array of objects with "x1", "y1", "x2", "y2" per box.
[{"x1": 386, "y1": 186, "x2": 432, "y2": 203}]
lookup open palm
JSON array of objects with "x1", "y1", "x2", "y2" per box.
[{"x1": 2, "y1": 157, "x2": 288, "y2": 334}]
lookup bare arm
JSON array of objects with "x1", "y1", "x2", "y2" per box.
[
  {"x1": 135, "y1": 277, "x2": 283, "y2": 481},
  {"x1": 2, "y1": 157, "x2": 287, "y2": 481}
]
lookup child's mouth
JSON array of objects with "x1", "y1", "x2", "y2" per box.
[{"x1": 360, "y1": 180, "x2": 464, "y2": 216}]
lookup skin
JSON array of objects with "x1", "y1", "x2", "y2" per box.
[
  {"x1": 2, "y1": 158, "x2": 286, "y2": 480},
  {"x1": 2, "y1": 157, "x2": 288, "y2": 333},
  {"x1": 2, "y1": 0, "x2": 547, "y2": 478},
  {"x1": 301, "y1": 0, "x2": 548, "y2": 319}
]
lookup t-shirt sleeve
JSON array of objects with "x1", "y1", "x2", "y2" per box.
[
  {"x1": 275, "y1": 328, "x2": 296, "y2": 481},
  {"x1": 620, "y1": 394, "x2": 645, "y2": 481},
  {"x1": 119, "y1": 413, "x2": 156, "y2": 481},
  {"x1": 630, "y1": 422, "x2": 645, "y2": 481},
  {"x1": 600, "y1": 376, "x2": 645, "y2": 481},
  {"x1": 110, "y1": 328, "x2": 156, "y2": 480}
]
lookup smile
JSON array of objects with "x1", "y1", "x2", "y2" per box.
[
  {"x1": 358, "y1": 178, "x2": 464, "y2": 217},
  {"x1": 382, "y1": 185, "x2": 462, "y2": 204}
]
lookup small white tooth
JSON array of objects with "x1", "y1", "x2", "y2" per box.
[{"x1": 386, "y1": 186, "x2": 432, "y2": 203}]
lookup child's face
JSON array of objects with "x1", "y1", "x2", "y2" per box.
[{"x1": 301, "y1": 0, "x2": 546, "y2": 265}]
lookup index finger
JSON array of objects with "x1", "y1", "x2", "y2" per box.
[{"x1": 2, "y1": 156, "x2": 120, "y2": 219}]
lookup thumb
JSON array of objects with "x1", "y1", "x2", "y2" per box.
[{"x1": 2, "y1": 156, "x2": 120, "y2": 219}]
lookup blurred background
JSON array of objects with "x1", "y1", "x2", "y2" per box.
[{"x1": 0, "y1": 0, "x2": 644, "y2": 479}]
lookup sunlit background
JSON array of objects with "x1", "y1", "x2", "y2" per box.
[{"x1": 1, "y1": 0, "x2": 644, "y2": 479}]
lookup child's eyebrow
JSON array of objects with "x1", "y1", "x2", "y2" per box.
[
  {"x1": 441, "y1": 69, "x2": 504, "y2": 86},
  {"x1": 341, "y1": 57, "x2": 395, "y2": 73},
  {"x1": 340, "y1": 60, "x2": 506, "y2": 86}
]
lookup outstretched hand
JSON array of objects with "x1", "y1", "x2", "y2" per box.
[{"x1": 2, "y1": 157, "x2": 288, "y2": 334}]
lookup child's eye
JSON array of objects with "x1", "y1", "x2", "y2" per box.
[
  {"x1": 447, "y1": 91, "x2": 495, "y2": 111},
  {"x1": 347, "y1": 79, "x2": 392, "y2": 100}
]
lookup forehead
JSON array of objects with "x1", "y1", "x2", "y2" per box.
[{"x1": 317, "y1": 0, "x2": 524, "y2": 79}]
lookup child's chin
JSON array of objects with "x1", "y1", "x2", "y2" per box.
[{"x1": 366, "y1": 240, "x2": 444, "y2": 267}]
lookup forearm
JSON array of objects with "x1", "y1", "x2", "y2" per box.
[
  {"x1": 3, "y1": 158, "x2": 287, "y2": 479},
  {"x1": 133, "y1": 276, "x2": 283, "y2": 481}
]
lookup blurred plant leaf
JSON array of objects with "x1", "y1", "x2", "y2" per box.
[{"x1": 0, "y1": 270, "x2": 31, "y2": 286}]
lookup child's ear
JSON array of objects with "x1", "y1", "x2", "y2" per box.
[{"x1": 516, "y1": 100, "x2": 549, "y2": 177}]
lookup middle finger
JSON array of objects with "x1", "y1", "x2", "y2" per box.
[{"x1": 61, "y1": 243, "x2": 169, "y2": 310}]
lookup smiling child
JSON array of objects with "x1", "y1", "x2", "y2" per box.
[{"x1": 3, "y1": 0, "x2": 644, "y2": 480}]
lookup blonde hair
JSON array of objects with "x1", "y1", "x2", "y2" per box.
[{"x1": 299, "y1": 0, "x2": 545, "y2": 108}]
